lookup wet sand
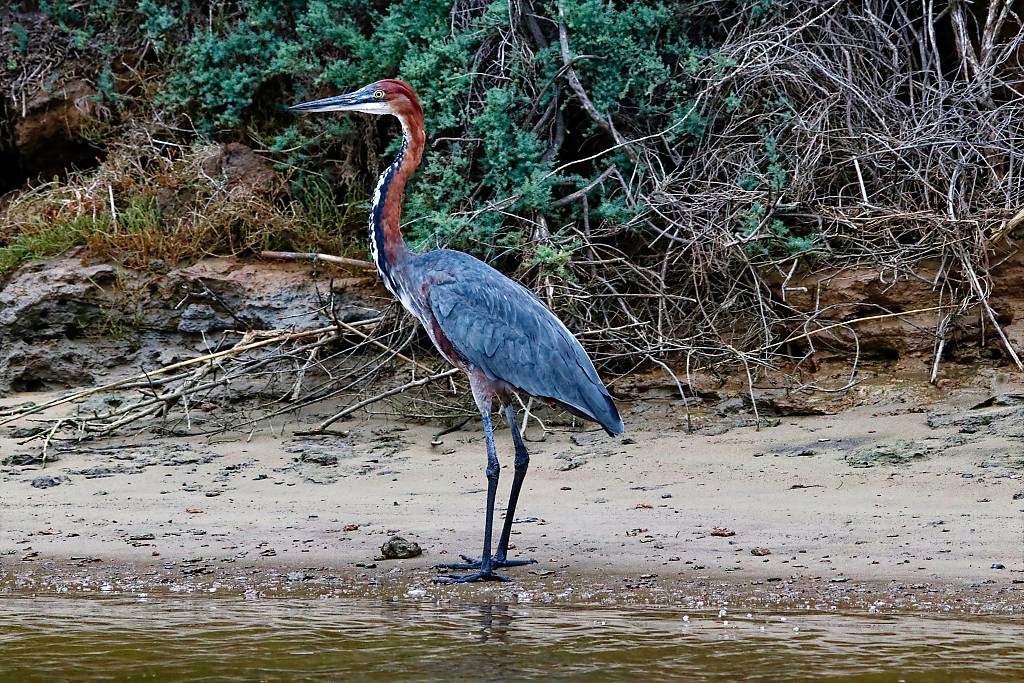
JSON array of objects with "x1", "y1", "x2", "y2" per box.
[{"x1": 2, "y1": 385, "x2": 1022, "y2": 613}]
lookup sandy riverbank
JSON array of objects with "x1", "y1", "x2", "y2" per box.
[{"x1": 2, "y1": 383, "x2": 1022, "y2": 613}]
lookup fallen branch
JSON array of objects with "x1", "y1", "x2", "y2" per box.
[
  {"x1": 261, "y1": 250, "x2": 375, "y2": 270},
  {"x1": 962, "y1": 258, "x2": 1024, "y2": 371},
  {"x1": 769, "y1": 305, "x2": 952, "y2": 353},
  {"x1": 0, "y1": 325, "x2": 340, "y2": 427},
  {"x1": 313, "y1": 367, "x2": 460, "y2": 431},
  {"x1": 330, "y1": 317, "x2": 435, "y2": 374}
]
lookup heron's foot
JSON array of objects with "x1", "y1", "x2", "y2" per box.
[
  {"x1": 432, "y1": 569, "x2": 512, "y2": 584},
  {"x1": 434, "y1": 554, "x2": 538, "y2": 571}
]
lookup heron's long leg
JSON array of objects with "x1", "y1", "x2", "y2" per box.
[
  {"x1": 479, "y1": 411, "x2": 500, "y2": 568},
  {"x1": 434, "y1": 402, "x2": 511, "y2": 583},
  {"x1": 492, "y1": 402, "x2": 536, "y2": 565},
  {"x1": 434, "y1": 403, "x2": 536, "y2": 572}
]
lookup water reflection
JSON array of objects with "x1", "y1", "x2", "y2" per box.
[
  {"x1": 0, "y1": 594, "x2": 1021, "y2": 681},
  {"x1": 476, "y1": 602, "x2": 515, "y2": 643}
]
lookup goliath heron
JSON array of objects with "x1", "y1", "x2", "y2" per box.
[{"x1": 290, "y1": 80, "x2": 623, "y2": 583}]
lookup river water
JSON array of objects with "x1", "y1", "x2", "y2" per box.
[{"x1": 1, "y1": 595, "x2": 1022, "y2": 681}]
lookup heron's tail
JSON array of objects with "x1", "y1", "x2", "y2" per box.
[
  {"x1": 592, "y1": 388, "x2": 624, "y2": 436},
  {"x1": 557, "y1": 382, "x2": 624, "y2": 436}
]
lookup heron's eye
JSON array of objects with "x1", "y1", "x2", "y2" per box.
[{"x1": 373, "y1": 89, "x2": 385, "y2": 99}]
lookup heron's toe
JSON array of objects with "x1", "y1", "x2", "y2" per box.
[
  {"x1": 434, "y1": 554, "x2": 536, "y2": 571},
  {"x1": 433, "y1": 561, "x2": 481, "y2": 570},
  {"x1": 495, "y1": 557, "x2": 537, "y2": 567},
  {"x1": 432, "y1": 554, "x2": 482, "y2": 570}
]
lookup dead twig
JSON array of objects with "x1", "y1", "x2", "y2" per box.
[
  {"x1": 260, "y1": 250, "x2": 375, "y2": 270},
  {"x1": 314, "y1": 368, "x2": 461, "y2": 431}
]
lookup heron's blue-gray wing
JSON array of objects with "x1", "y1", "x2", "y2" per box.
[{"x1": 427, "y1": 263, "x2": 623, "y2": 435}]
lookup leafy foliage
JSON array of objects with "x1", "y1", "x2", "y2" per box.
[
  {"x1": 136, "y1": 0, "x2": 721, "y2": 258},
  {"x1": 10, "y1": 0, "x2": 742, "y2": 264},
  {"x1": 7, "y1": 0, "x2": 1023, "y2": 374}
]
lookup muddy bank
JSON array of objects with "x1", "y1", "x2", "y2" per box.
[
  {"x1": 0, "y1": 252, "x2": 377, "y2": 394},
  {"x1": 2, "y1": 384, "x2": 1022, "y2": 612},
  {"x1": 1, "y1": 253, "x2": 1023, "y2": 611}
]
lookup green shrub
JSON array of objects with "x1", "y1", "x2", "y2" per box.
[
  {"x1": 15, "y1": 0, "x2": 1013, "y2": 372},
  {"x1": 143, "y1": 0, "x2": 721, "y2": 262},
  {"x1": 16, "y1": 0, "x2": 741, "y2": 266}
]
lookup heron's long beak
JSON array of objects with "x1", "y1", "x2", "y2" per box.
[{"x1": 288, "y1": 92, "x2": 362, "y2": 113}]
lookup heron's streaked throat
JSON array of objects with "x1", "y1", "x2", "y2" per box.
[{"x1": 368, "y1": 113, "x2": 425, "y2": 304}]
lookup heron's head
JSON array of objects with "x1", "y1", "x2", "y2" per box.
[{"x1": 289, "y1": 79, "x2": 421, "y2": 120}]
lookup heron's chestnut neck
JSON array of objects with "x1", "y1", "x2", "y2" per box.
[{"x1": 368, "y1": 108, "x2": 425, "y2": 298}]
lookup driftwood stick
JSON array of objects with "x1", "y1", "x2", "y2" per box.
[
  {"x1": 331, "y1": 318, "x2": 435, "y2": 374},
  {"x1": 261, "y1": 251, "x2": 374, "y2": 270},
  {"x1": 962, "y1": 261, "x2": 1024, "y2": 371},
  {"x1": 0, "y1": 326, "x2": 339, "y2": 427},
  {"x1": 989, "y1": 208, "x2": 1024, "y2": 243},
  {"x1": 40, "y1": 418, "x2": 63, "y2": 468},
  {"x1": 314, "y1": 368, "x2": 460, "y2": 431}
]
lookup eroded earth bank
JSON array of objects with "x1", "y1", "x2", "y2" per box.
[{"x1": 1, "y1": 254, "x2": 1023, "y2": 613}]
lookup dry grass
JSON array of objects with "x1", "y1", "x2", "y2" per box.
[{"x1": 0, "y1": 125, "x2": 366, "y2": 275}]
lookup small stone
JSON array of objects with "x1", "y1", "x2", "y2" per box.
[
  {"x1": 751, "y1": 547, "x2": 771, "y2": 556},
  {"x1": 991, "y1": 563, "x2": 1005, "y2": 570},
  {"x1": 4, "y1": 452, "x2": 56, "y2": 466},
  {"x1": 30, "y1": 475, "x2": 68, "y2": 489},
  {"x1": 300, "y1": 452, "x2": 339, "y2": 466},
  {"x1": 710, "y1": 527, "x2": 736, "y2": 537},
  {"x1": 380, "y1": 536, "x2": 422, "y2": 560}
]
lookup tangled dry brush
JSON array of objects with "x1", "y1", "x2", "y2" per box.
[
  {"x1": 4, "y1": 0, "x2": 1024, "y2": 441},
  {"x1": 519, "y1": 0, "x2": 1024, "y2": 381}
]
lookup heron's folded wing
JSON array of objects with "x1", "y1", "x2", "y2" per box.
[{"x1": 428, "y1": 273, "x2": 619, "y2": 431}]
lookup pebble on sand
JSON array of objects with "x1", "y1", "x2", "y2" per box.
[
  {"x1": 380, "y1": 536, "x2": 422, "y2": 560},
  {"x1": 30, "y1": 475, "x2": 68, "y2": 489}
]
